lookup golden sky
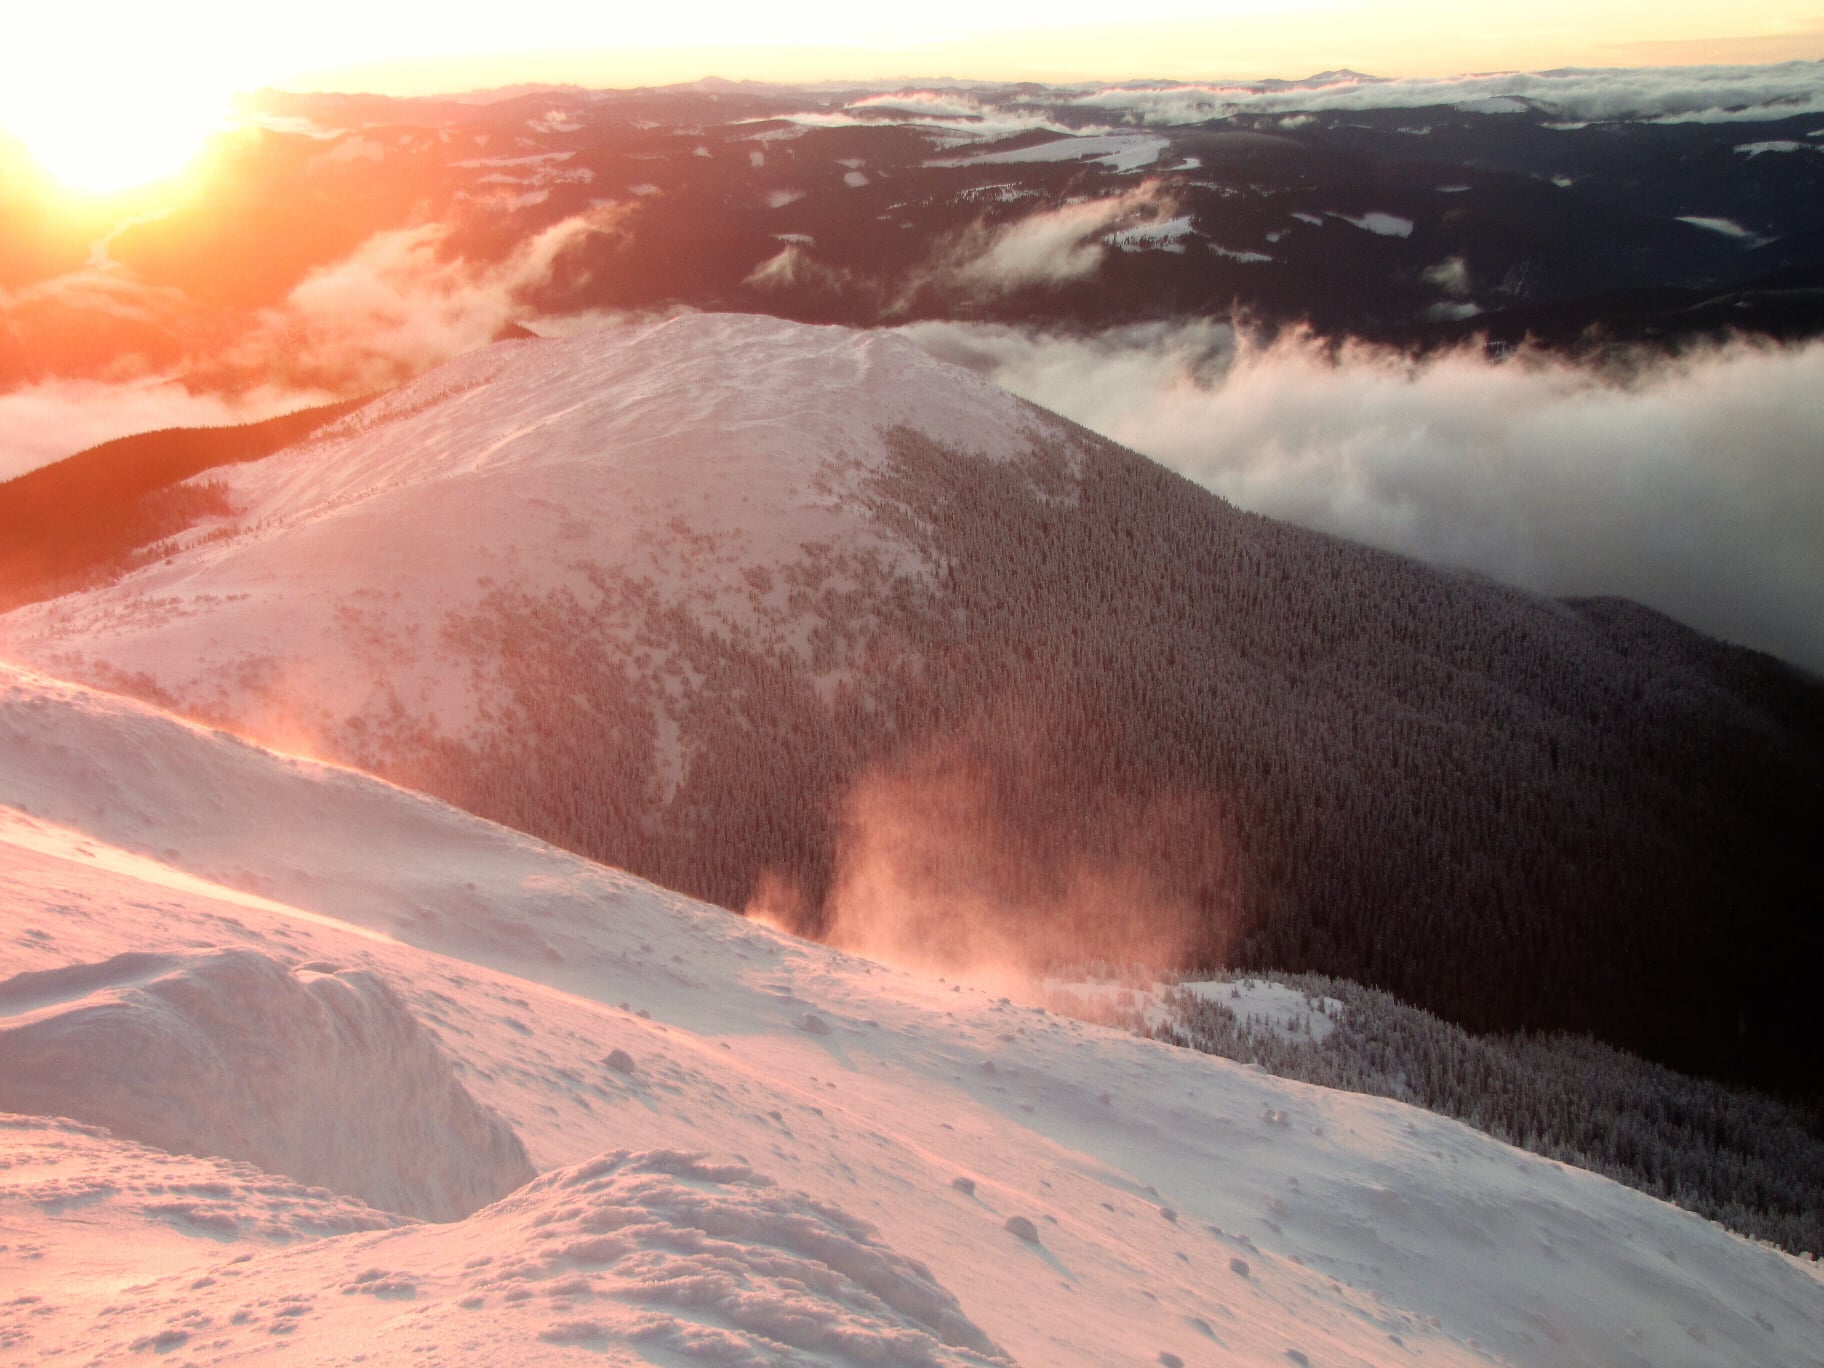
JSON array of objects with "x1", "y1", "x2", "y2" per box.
[{"x1": 2, "y1": 1, "x2": 1821, "y2": 189}]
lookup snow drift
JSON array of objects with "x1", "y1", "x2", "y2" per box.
[{"x1": 0, "y1": 946, "x2": 533, "y2": 1221}]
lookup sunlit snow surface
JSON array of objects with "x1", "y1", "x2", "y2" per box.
[
  {"x1": 1, "y1": 663, "x2": 1821, "y2": 1366},
  {"x1": 0, "y1": 314, "x2": 1054, "y2": 760}
]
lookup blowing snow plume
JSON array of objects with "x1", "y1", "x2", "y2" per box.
[
  {"x1": 814, "y1": 703, "x2": 1233, "y2": 994},
  {"x1": 903, "y1": 321, "x2": 1824, "y2": 673}
]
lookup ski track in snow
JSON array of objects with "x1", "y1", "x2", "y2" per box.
[{"x1": 0, "y1": 661, "x2": 1821, "y2": 1366}]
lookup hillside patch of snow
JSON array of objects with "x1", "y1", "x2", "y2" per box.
[
  {"x1": 1678, "y1": 214, "x2": 1760, "y2": 239},
  {"x1": 934, "y1": 133, "x2": 1169, "y2": 173},
  {"x1": 1107, "y1": 215, "x2": 1195, "y2": 251},
  {"x1": 1329, "y1": 210, "x2": 1415, "y2": 237},
  {"x1": 1181, "y1": 978, "x2": 1342, "y2": 1044},
  {"x1": 309, "y1": 137, "x2": 385, "y2": 171},
  {"x1": 452, "y1": 152, "x2": 576, "y2": 169}
]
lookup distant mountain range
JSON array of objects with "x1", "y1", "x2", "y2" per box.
[
  {"x1": 4, "y1": 314, "x2": 1817, "y2": 1097},
  {"x1": 4, "y1": 66, "x2": 1824, "y2": 394}
]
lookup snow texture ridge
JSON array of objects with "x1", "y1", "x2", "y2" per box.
[{"x1": 0, "y1": 947, "x2": 533, "y2": 1221}]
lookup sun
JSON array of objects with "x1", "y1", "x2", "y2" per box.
[
  {"x1": 0, "y1": 85, "x2": 232, "y2": 196},
  {"x1": 5, "y1": 114, "x2": 223, "y2": 197},
  {"x1": 0, "y1": 10, "x2": 242, "y2": 198}
]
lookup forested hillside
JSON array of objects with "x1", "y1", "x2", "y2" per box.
[
  {"x1": 368, "y1": 422, "x2": 1823, "y2": 1097},
  {"x1": 0, "y1": 398, "x2": 366, "y2": 607}
]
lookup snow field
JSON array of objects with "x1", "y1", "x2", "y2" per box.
[{"x1": 0, "y1": 665, "x2": 1820, "y2": 1365}]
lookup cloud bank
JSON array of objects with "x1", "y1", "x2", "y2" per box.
[
  {"x1": 1067, "y1": 60, "x2": 1824, "y2": 125},
  {"x1": 904, "y1": 184, "x2": 1178, "y2": 305},
  {"x1": 0, "y1": 207, "x2": 627, "y2": 478},
  {"x1": 229, "y1": 208, "x2": 621, "y2": 391},
  {"x1": 901, "y1": 320, "x2": 1824, "y2": 673},
  {"x1": 0, "y1": 378, "x2": 336, "y2": 483}
]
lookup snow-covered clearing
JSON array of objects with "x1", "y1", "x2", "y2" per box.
[
  {"x1": 1328, "y1": 211, "x2": 1415, "y2": 238},
  {"x1": 1, "y1": 662, "x2": 1820, "y2": 1365},
  {"x1": 934, "y1": 133, "x2": 1170, "y2": 173},
  {"x1": 1677, "y1": 215, "x2": 1760, "y2": 239},
  {"x1": 1040, "y1": 975, "x2": 1338, "y2": 1044}
]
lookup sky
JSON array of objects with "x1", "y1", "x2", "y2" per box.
[{"x1": 4, "y1": 3, "x2": 1824, "y2": 189}]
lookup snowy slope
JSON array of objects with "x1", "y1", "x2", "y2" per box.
[
  {"x1": 2, "y1": 662, "x2": 1821, "y2": 1367},
  {"x1": 0, "y1": 313, "x2": 1043, "y2": 749}
]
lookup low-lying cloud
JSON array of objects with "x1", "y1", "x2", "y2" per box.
[
  {"x1": 1067, "y1": 60, "x2": 1824, "y2": 125},
  {"x1": 228, "y1": 208, "x2": 624, "y2": 392},
  {"x1": 0, "y1": 206, "x2": 629, "y2": 476},
  {"x1": 766, "y1": 92, "x2": 1110, "y2": 147},
  {"x1": 0, "y1": 377, "x2": 334, "y2": 482},
  {"x1": 901, "y1": 320, "x2": 1824, "y2": 673},
  {"x1": 907, "y1": 184, "x2": 1177, "y2": 303}
]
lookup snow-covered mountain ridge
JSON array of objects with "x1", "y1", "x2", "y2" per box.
[
  {"x1": 2, "y1": 660, "x2": 1821, "y2": 1366},
  {"x1": 2, "y1": 312, "x2": 1818, "y2": 1098},
  {"x1": 0, "y1": 314, "x2": 1035, "y2": 739}
]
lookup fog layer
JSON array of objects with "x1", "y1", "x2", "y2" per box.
[{"x1": 902, "y1": 321, "x2": 1824, "y2": 672}]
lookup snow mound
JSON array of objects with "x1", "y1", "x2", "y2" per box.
[
  {"x1": 0, "y1": 948, "x2": 533, "y2": 1221},
  {"x1": 67, "y1": 1149, "x2": 1011, "y2": 1366},
  {"x1": 487, "y1": 1150, "x2": 1008, "y2": 1362},
  {"x1": 0, "y1": 1112, "x2": 408, "y2": 1246}
]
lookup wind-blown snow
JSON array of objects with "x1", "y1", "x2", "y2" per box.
[{"x1": 0, "y1": 662, "x2": 1820, "y2": 1365}]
